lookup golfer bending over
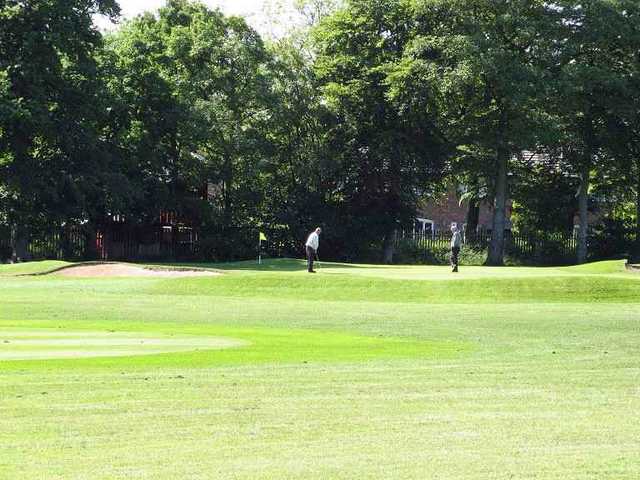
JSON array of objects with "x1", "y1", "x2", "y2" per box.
[
  {"x1": 450, "y1": 224, "x2": 462, "y2": 273},
  {"x1": 305, "y1": 227, "x2": 321, "y2": 273}
]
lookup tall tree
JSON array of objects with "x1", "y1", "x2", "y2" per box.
[
  {"x1": 263, "y1": 37, "x2": 336, "y2": 249},
  {"x1": 105, "y1": 0, "x2": 273, "y2": 241},
  {"x1": 395, "y1": 0, "x2": 556, "y2": 265},
  {"x1": 551, "y1": 0, "x2": 637, "y2": 263},
  {"x1": 314, "y1": 0, "x2": 446, "y2": 262},
  {"x1": 510, "y1": 151, "x2": 579, "y2": 235},
  {"x1": 0, "y1": 0, "x2": 120, "y2": 260},
  {"x1": 104, "y1": 7, "x2": 206, "y2": 225},
  {"x1": 162, "y1": 1, "x2": 272, "y2": 232}
]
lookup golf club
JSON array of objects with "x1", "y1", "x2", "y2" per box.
[{"x1": 315, "y1": 252, "x2": 321, "y2": 271}]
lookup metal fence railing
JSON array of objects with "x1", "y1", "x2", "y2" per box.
[
  {"x1": 0, "y1": 226, "x2": 89, "y2": 261},
  {"x1": 1, "y1": 224, "x2": 636, "y2": 265},
  {"x1": 0, "y1": 223, "x2": 301, "y2": 263},
  {"x1": 395, "y1": 229, "x2": 581, "y2": 264}
]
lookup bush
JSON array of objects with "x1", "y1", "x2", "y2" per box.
[
  {"x1": 506, "y1": 237, "x2": 575, "y2": 266},
  {"x1": 589, "y1": 218, "x2": 634, "y2": 261},
  {"x1": 199, "y1": 234, "x2": 258, "y2": 262},
  {"x1": 458, "y1": 246, "x2": 488, "y2": 265},
  {"x1": 394, "y1": 240, "x2": 487, "y2": 265}
]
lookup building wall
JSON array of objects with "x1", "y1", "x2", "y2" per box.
[{"x1": 417, "y1": 189, "x2": 512, "y2": 233}]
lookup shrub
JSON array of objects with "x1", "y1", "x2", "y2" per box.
[
  {"x1": 394, "y1": 240, "x2": 487, "y2": 266},
  {"x1": 589, "y1": 218, "x2": 634, "y2": 261}
]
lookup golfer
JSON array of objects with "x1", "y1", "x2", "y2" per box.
[
  {"x1": 305, "y1": 227, "x2": 321, "y2": 273},
  {"x1": 450, "y1": 224, "x2": 462, "y2": 273}
]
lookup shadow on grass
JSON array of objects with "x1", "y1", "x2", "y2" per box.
[{"x1": 163, "y1": 258, "x2": 388, "y2": 272}]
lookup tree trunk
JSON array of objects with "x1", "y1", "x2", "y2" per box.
[
  {"x1": 465, "y1": 199, "x2": 480, "y2": 242},
  {"x1": 577, "y1": 164, "x2": 589, "y2": 264},
  {"x1": 61, "y1": 225, "x2": 73, "y2": 259},
  {"x1": 634, "y1": 163, "x2": 640, "y2": 263},
  {"x1": 487, "y1": 146, "x2": 508, "y2": 266},
  {"x1": 383, "y1": 230, "x2": 395, "y2": 264},
  {"x1": 576, "y1": 113, "x2": 595, "y2": 265},
  {"x1": 84, "y1": 223, "x2": 99, "y2": 260},
  {"x1": 222, "y1": 149, "x2": 233, "y2": 228},
  {"x1": 11, "y1": 224, "x2": 30, "y2": 262}
]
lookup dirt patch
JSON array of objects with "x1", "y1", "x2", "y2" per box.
[{"x1": 56, "y1": 263, "x2": 220, "y2": 278}]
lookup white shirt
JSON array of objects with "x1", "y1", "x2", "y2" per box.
[{"x1": 306, "y1": 231, "x2": 319, "y2": 251}]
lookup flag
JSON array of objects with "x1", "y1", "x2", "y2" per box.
[{"x1": 259, "y1": 232, "x2": 267, "y2": 242}]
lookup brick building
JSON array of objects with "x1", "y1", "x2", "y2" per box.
[{"x1": 416, "y1": 188, "x2": 513, "y2": 234}]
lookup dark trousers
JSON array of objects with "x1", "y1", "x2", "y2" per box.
[
  {"x1": 306, "y1": 246, "x2": 316, "y2": 272},
  {"x1": 451, "y1": 246, "x2": 460, "y2": 270}
]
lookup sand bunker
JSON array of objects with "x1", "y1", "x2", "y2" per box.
[{"x1": 56, "y1": 263, "x2": 220, "y2": 278}]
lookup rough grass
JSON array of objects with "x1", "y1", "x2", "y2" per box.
[
  {"x1": 0, "y1": 260, "x2": 70, "y2": 276},
  {"x1": 1, "y1": 259, "x2": 639, "y2": 479}
]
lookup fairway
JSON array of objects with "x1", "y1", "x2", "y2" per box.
[
  {"x1": 0, "y1": 329, "x2": 246, "y2": 360},
  {"x1": 1, "y1": 260, "x2": 639, "y2": 479}
]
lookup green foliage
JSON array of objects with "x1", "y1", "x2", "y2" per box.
[
  {"x1": 259, "y1": 37, "x2": 335, "y2": 246},
  {"x1": 589, "y1": 217, "x2": 635, "y2": 261},
  {"x1": 0, "y1": 0, "x2": 121, "y2": 236},
  {"x1": 543, "y1": 1, "x2": 640, "y2": 262},
  {"x1": 506, "y1": 236, "x2": 577, "y2": 266},
  {"x1": 313, "y1": 0, "x2": 447, "y2": 259},
  {"x1": 395, "y1": 240, "x2": 487, "y2": 266},
  {"x1": 408, "y1": 0, "x2": 557, "y2": 265},
  {"x1": 510, "y1": 154, "x2": 579, "y2": 235},
  {"x1": 103, "y1": 1, "x2": 274, "y2": 229}
]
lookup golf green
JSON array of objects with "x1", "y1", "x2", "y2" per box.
[{"x1": 1, "y1": 259, "x2": 638, "y2": 479}]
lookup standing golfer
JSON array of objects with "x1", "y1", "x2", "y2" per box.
[
  {"x1": 305, "y1": 227, "x2": 321, "y2": 273},
  {"x1": 450, "y1": 224, "x2": 462, "y2": 273}
]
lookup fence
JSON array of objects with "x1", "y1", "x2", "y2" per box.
[
  {"x1": 0, "y1": 225, "x2": 198, "y2": 262},
  {"x1": 0, "y1": 223, "x2": 301, "y2": 263},
  {"x1": 1, "y1": 224, "x2": 635, "y2": 265},
  {"x1": 29, "y1": 227, "x2": 88, "y2": 260},
  {"x1": 505, "y1": 231, "x2": 579, "y2": 262},
  {"x1": 97, "y1": 224, "x2": 198, "y2": 261},
  {"x1": 395, "y1": 229, "x2": 581, "y2": 265},
  {"x1": 0, "y1": 226, "x2": 89, "y2": 261}
]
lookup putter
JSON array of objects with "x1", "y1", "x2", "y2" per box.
[{"x1": 315, "y1": 253, "x2": 321, "y2": 271}]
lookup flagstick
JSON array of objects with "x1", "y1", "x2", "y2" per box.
[{"x1": 258, "y1": 238, "x2": 262, "y2": 265}]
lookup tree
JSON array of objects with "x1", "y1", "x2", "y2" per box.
[
  {"x1": 164, "y1": 1, "x2": 272, "y2": 233},
  {"x1": 314, "y1": 0, "x2": 446, "y2": 262},
  {"x1": 594, "y1": 1, "x2": 640, "y2": 261},
  {"x1": 261, "y1": 0, "x2": 342, "y2": 39},
  {"x1": 550, "y1": 0, "x2": 638, "y2": 263},
  {"x1": 104, "y1": 6, "x2": 209, "y2": 227},
  {"x1": 105, "y1": 0, "x2": 274, "y2": 255},
  {"x1": 510, "y1": 152, "x2": 579, "y2": 235},
  {"x1": 0, "y1": 0, "x2": 120, "y2": 260},
  {"x1": 262, "y1": 37, "x2": 336, "y2": 251},
  {"x1": 394, "y1": 0, "x2": 557, "y2": 265}
]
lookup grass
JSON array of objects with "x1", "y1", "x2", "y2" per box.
[
  {"x1": 1, "y1": 259, "x2": 639, "y2": 479},
  {"x1": 0, "y1": 259, "x2": 70, "y2": 276}
]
